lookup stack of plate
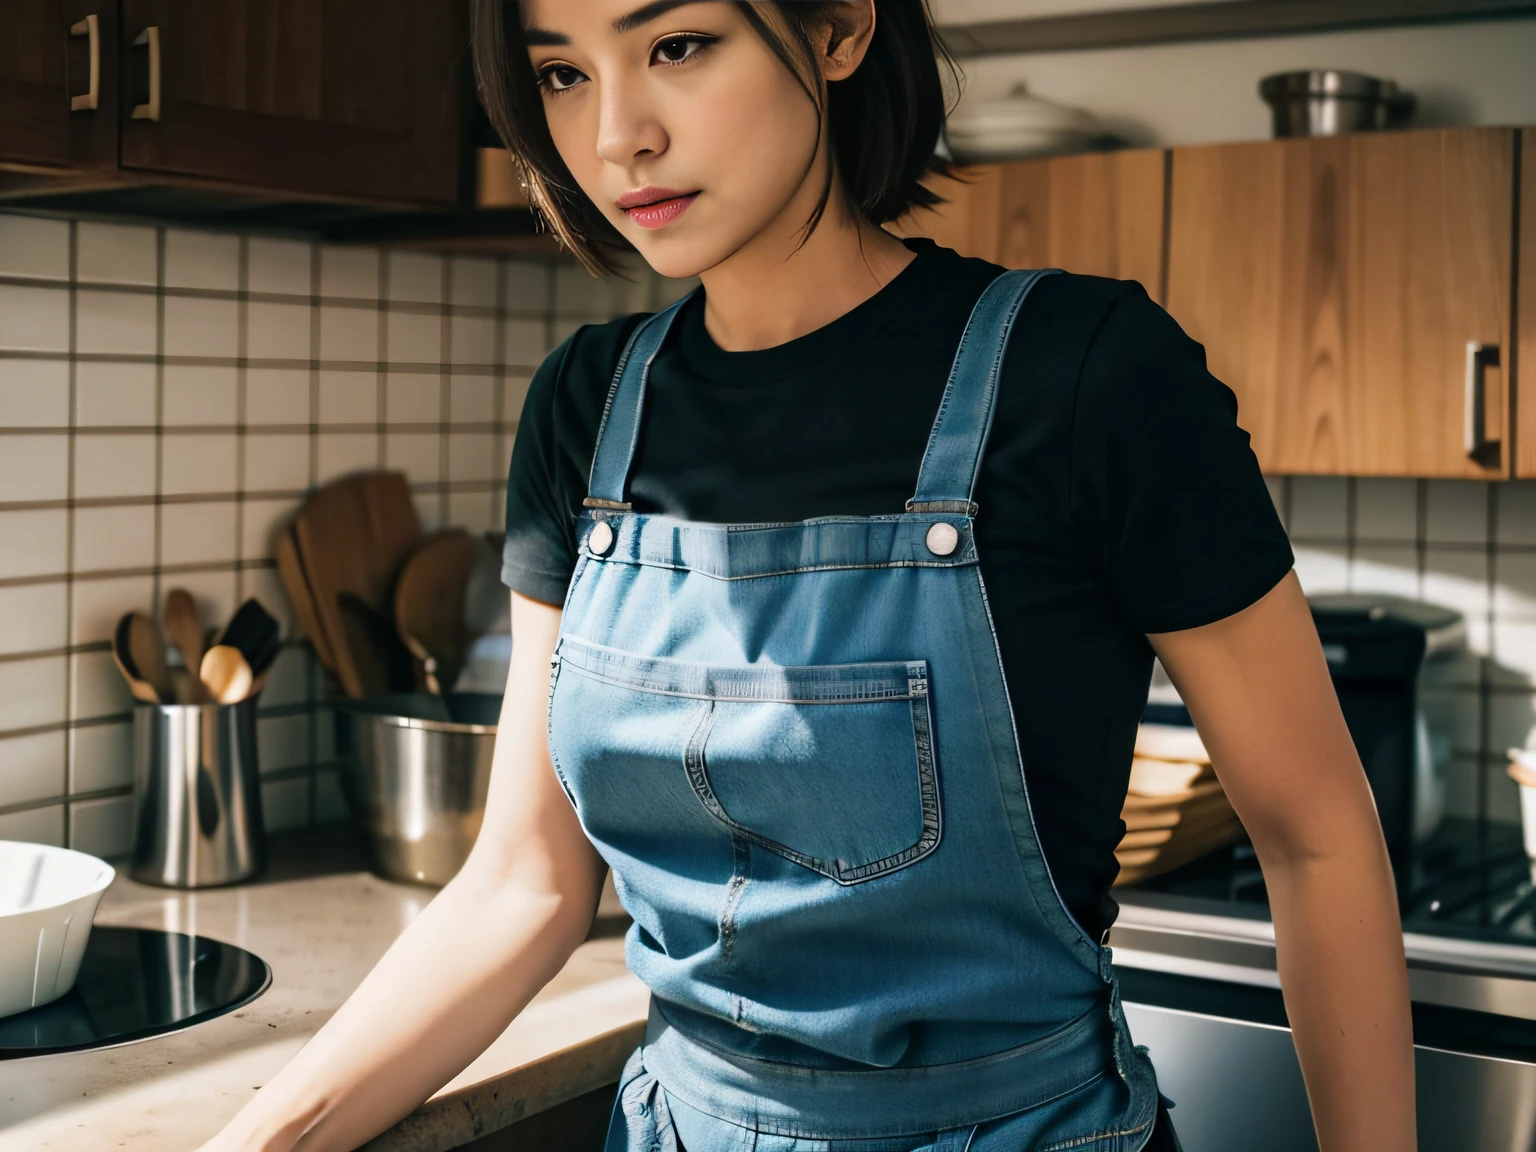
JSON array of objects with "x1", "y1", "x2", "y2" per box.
[{"x1": 1114, "y1": 724, "x2": 1246, "y2": 886}]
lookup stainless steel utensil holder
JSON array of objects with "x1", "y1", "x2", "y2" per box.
[{"x1": 130, "y1": 699, "x2": 266, "y2": 888}]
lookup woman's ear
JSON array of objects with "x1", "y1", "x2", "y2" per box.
[{"x1": 817, "y1": 0, "x2": 877, "y2": 83}]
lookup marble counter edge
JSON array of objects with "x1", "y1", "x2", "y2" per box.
[{"x1": 359, "y1": 1002, "x2": 647, "y2": 1151}]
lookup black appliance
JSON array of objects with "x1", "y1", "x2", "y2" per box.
[{"x1": 1144, "y1": 593, "x2": 1463, "y2": 895}]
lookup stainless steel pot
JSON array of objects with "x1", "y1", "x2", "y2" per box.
[
  {"x1": 339, "y1": 694, "x2": 500, "y2": 886},
  {"x1": 1259, "y1": 70, "x2": 1415, "y2": 138}
]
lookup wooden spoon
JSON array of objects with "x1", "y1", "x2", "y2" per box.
[
  {"x1": 124, "y1": 611, "x2": 170, "y2": 702},
  {"x1": 163, "y1": 588, "x2": 205, "y2": 671},
  {"x1": 200, "y1": 645, "x2": 253, "y2": 704},
  {"x1": 112, "y1": 614, "x2": 163, "y2": 705}
]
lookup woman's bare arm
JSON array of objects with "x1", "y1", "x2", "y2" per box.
[
  {"x1": 1149, "y1": 570, "x2": 1416, "y2": 1152},
  {"x1": 200, "y1": 593, "x2": 605, "y2": 1152}
]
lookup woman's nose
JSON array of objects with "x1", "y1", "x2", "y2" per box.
[{"x1": 595, "y1": 76, "x2": 668, "y2": 167}]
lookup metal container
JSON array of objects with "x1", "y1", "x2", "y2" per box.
[
  {"x1": 1259, "y1": 70, "x2": 1415, "y2": 137},
  {"x1": 130, "y1": 699, "x2": 266, "y2": 888},
  {"x1": 339, "y1": 694, "x2": 499, "y2": 886}
]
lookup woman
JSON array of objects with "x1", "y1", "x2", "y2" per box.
[{"x1": 199, "y1": 2, "x2": 1416, "y2": 1150}]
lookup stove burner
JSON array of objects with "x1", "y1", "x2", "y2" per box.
[
  {"x1": 0, "y1": 927, "x2": 270, "y2": 1058},
  {"x1": 1122, "y1": 818, "x2": 1536, "y2": 949}
]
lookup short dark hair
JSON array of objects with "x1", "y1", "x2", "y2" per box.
[{"x1": 471, "y1": 1, "x2": 958, "y2": 275}]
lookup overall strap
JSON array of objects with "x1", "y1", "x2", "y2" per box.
[
  {"x1": 584, "y1": 288, "x2": 699, "y2": 510},
  {"x1": 908, "y1": 268, "x2": 1059, "y2": 514}
]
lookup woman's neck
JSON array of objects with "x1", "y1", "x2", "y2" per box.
[{"x1": 694, "y1": 192, "x2": 916, "y2": 353}]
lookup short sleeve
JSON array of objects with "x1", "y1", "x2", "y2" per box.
[
  {"x1": 501, "y1": 334, "x2": 582, "y2": 605},
  {"x1": 1070, "y1": 289, "x2": 1294, "y2": 634}
]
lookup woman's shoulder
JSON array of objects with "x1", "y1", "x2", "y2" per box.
[
  {"x1": 518, "y1": 309, "x2": 654, "y2": 437},
  {"x1": 1001, "y1": 269, "x2": 1212, "y2": 407}
]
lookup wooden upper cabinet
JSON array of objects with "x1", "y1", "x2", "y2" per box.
[
  {"x1": 0, "y1": 0, "x2": 68, "y2": 168},
  {"x1": 118, "y1": 0, "x2": 462, "y2": 206},
  {"x1": 894, "y1": 151, "x2": 1168, "y2": 301},
  {"x1": 1166, "y1": 128, "x2": 1516, "y2": 478},
  {"x1": 993, "y1": 150, "x2": 1167, "y2": 302}
]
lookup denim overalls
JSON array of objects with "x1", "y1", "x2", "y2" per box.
[{"x1": 545, "y1": 269, "x2": 1162, "y2": 1151}]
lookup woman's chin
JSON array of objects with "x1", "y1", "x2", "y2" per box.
[{"x1": 626, "y1": 235, "x2": 724, "y2": 283}]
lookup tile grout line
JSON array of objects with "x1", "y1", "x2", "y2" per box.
[
  {"x1": 304, "y1": 241, "x2": 325, "y2": 830},
  {"x1": 493, "y1": 256, "x2": 509, "y2": 536},
  {"x1": 234, "y1": 236, "x2": 250, "y2": 608},
  {"x1": 61, "y1": 220, "x2": 79, "y2": 846},
  {"x1": 1482, "y1": 482, "x2": 1499, "y2": 823}
]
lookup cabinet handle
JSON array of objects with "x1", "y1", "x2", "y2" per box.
[
  {"x1": 131, "y1": 26, "x2": 160, "y2": 122},
  {"x1": 1464, "y1": 341, "x2": 1501, "y2": 461},
  {"x1": 69, "y1": 15, "x2": 99, "y2": 112}
]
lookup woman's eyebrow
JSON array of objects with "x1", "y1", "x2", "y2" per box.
[
  {"x1": 524, "y1": 0, "x2": 707, "y2": 45},
  {"x1": 613, "y1": 0, "x2": 704, "y2": 34}
]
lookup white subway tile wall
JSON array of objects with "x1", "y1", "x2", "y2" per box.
[{"x1": 0, "y1": 212, "x2": 693, "y2": 860}]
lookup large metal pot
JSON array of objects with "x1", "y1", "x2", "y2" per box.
[
  {"x1": 1259, "y1": 70, "x2": 1415, "y2": 138},
  {"x1": 338, "y1": 693, "x2": 500, "y2": 886}
]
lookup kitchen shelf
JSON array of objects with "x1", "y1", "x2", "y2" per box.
[{"x1": 936, "y1": 0, "x2": 1536, "y2": 57}]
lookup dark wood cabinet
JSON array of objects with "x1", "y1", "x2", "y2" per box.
[
  {"x1": 0, "y1": 0, "x2": 70, "y2": 168},
  {"x1": 118, "y1": 0, "x2": 462, "y2": 205}
]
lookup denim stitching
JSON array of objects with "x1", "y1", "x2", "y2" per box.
[
  {"x1": 719, "y1": 840, "x2": 750, "y2": 965},
  {"x1": 544, "y1": 656, "x2": 580, "y2": 811},
  {"x1": 1037, "y1": 1112, "x2": 1155, "y2": 1152},
  {"x1": 586, "y1": 557, "x2": 979, "y2": 580},
  {"x1": 586, "y1": 313, "x2": 649, "y2": 497},
  {"x1": 558, "y1": 641, "x2": 929, "y2": 704},
  {"x1": 673, "y1": 680, "x2": 942, "y2": 886},
  {"x1": 586, "y1": 291, "x2": 696, "y2": 503},
  {"x1": 973, "y1": 565, "x2": 1105, "y2": 962}
]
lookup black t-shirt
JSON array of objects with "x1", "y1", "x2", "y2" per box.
[{"x1": 501, "y1": 236, "x2": 1293, "y2": 938}]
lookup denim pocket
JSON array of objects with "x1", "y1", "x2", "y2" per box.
[{"x1": 554, "y1": 637, "x2": 942, "y2": 885}]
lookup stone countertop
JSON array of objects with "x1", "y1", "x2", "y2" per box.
[{"x1": 0, "y1": 826, "x2": 647, "y2": 1152}]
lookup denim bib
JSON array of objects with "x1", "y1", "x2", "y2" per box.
[{"x1": 546, "y1": 269, "x2": 1161, "y2": 1148}]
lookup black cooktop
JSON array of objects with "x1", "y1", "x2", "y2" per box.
[
  {"x1": 0, "y1": 927, "x2": 270, "y2": 1058},
  {"x1": 1120, "y1": 817, "x2": 1536, "y2": 948}
]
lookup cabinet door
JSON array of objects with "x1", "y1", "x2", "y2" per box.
[
  {"x1": 118, "y1": 0, "x2": 462, "y2": 205},
  {"x1": 992, "y1": 150, "x2": 1167, "y2": 303},
  {"x1": 1167, "y1": 129, "x2": 1515, "y2": 478},
  {"x1": 0, "y1": 0, "x2": 67, "y2": 167},
  {"x1": 887, "y1": 164, "x2": 1005, "y2": 262},
  {"x1": 891, "y1": 151, "x2": 1167, "y2": 301}
]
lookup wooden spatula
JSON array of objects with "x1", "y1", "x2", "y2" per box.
[
  {"x1": 290, "y1": 471, "x2": 421, "y2": 697},
  {"x1": 393, "y1": 529, "x2": 486, "y2": 694},
  {"x1": 276, "y1": 525, "x2": 336, "y2": 671}
]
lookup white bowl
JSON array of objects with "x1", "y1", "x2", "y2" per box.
[
  {"x1": 946, "y1": 83, "x2": 1100, "y2": 163},
  {"x1": 0, "y1": 841, "x2": 115, "y2": 1019}
]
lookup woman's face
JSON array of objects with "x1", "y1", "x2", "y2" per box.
[{"x1": 520, "y1": 0, "x2": 827, "y2": 279}]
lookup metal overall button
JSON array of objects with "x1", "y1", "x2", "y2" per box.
[
  {"x1": 588, "y1": 520, "x2": 616, "y2": 556},
  {"x1": 925, "y1": 522, "x2": 960, "y2": 557}
]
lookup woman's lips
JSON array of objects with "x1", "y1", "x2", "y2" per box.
[{"x1": 622, "y1": 192, "x2": 699, "y2": 230}]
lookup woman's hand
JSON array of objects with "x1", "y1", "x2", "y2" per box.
[
  {"x1": 1150, "y1": 570, "x2": 1417, "y2": 1152},
  {"x1": 193, "y1": 593, "x2": 608, "y2": 1152}
]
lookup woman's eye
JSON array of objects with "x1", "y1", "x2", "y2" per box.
[
  {"x1": 538, "y1": 64, "x2": 586, "y2": 94},
  {"x1": 651, "y1": 36, "x2": 709, "y2": 67}
]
